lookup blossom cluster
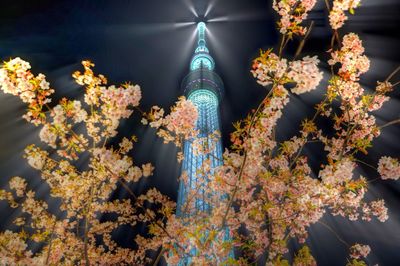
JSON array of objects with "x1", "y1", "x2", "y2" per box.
[
  {"x1": 144, "y1": 96, "x2": 198, "y2": 151},
  {"x1": 328, "y1": 33, "x2": 370, "y2": 82},
  {"x1": 329, "y1": 0, "x2": 361, "y2": 30},
  {"x1": 8, "y1": 176, "x2": 27, "y2": 197},
  {"x1": 163, "y1": 96, "x2": 198, "y2": 138},
  {"x1": 251, "y1": 50, "x2": 323, "y2": 95},
  {"x1": 349, "y1": 243, "x2": 370, "y2": 259},
  {"x1": 0, "y1": 230, "x2": 34, "y2": 265},
  {"x1": 378, "y1": 156, "x2": 400, "y2": 180},
  {"x1": 99, "y1": 84, "x2": 141, "y2": 137},
  {"x1": 288, "y1": 55, "x2": 324, "y2": 94},
  {"x1": 323, "y1": 33, "x2": 383, "y2": 161},
  {"x1": 272, "y1": 0, "x2": 317, "y2": 35},
  {"x1": 39, "y1": 98, "x2": 88, "y2": 155},
  {"x1": 319, "y1": 157, "x2": 355, "y2": 185},
  {"x1": 361, "y1": 199, "x2": 389, "y2": 222},
  {"x1": 0, "y1": 57, "x2": 54, "y2": 125},
  {"x1": 72, "y1": 61, "x2": 142, "y2": 143},
  {"x1": 251, "y1": 49, "x2": 288, "y2": 87}
]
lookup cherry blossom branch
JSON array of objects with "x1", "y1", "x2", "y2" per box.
[
  {"x1": 152, "y1": 247, "x2": 165, "y2": 266},
  {"x1": 220, "y1": 15, "x2": 321, "y2": 238},
  {"x1": 45, "y1": 218, "x2": 57, "y2": 265},
  {"x1": 83, "y1": 214, "x2": 90, "y2": 266},
  {"x1": 289, "y1": 142, "x2": 306, "y2": 169},
  {"x1": 294, "y1": 21, "x2": 315, "y2": 59},
  {"x1": 287, "y1": 96, "x2": 329, "y2": 169},
  {"x1": 379, "y1": 118, "x2": 400, "y2": 129},
  {"x1": 71, "y1": 145, "x2": 189, "y2": 259},
  {"x1": 324, "y1": 0, "x2": 341, "y2": 48},
  {"x1": 219, "y1": 88, "x2": 275, "y2": 229},
  {"x1": 317, "y1": 221, "x2": 350, "y2": 248},
  {"x1": 367, "y1": 177, "x2": 381, "y2": 184},
  {"x1": 279, "y1": 35, "x2": 288, "y2": 58},
  {"x1": 135, "y1": 106, "x2": 146, "y2": 116},
  {"x1": 385, "y1": 65, "x2": 400, "y2": 82},
  {"x1": 117, "y1": 179, "x2": 188, "y2": 255},
  {"x1": 278, "y1": 0, "x2": 301, "y2": 57},
  {"x1": 82, "y1": 178, "x2": 98, "y2": 266},
  {"x1": 338, "y1": 122, "x2": 357, "y2": 160},
  {"x1": 354, "y1": 159, "x2": 377, "y2": 171}
]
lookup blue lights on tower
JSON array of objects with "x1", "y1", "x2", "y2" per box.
[{"x1": 175, "y1": 22, "x2": 233, "y2": 264}]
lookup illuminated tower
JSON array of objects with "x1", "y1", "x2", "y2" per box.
[{"x1": 175, "y1": 22, "x2": 231, "y2": 264}]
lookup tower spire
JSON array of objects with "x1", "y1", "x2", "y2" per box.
[
  {"x1": 197, "y1": 22, "x2": 207, "y2": 48},
  {"x1": 190, "y1": 22, "x2": 215, "y2": 71}
]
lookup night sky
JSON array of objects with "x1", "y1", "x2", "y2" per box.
[{"x1": 0, "y1": 0, "x2": 400, "y2": 265}]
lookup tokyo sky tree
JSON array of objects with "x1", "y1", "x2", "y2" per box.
[{"x1": 175, "y1": 22, "x2": 233, "y2": 264}]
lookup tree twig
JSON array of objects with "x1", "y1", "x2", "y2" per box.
[
  {"x1": 379, "y1": 118, "x2": 400, "y2": 129},
  {"x1": 152, "y1": 247, "x2": 165, "y2": 266},
  {"x1": 385, "y1": 65, "x2": 400, "y2": 82},
  {"x1": 294, "y1": 21, "x2": 315, "y2": 59},
  {"x1": 317, "y1": 220, "x2": 349, "y2": 248}
]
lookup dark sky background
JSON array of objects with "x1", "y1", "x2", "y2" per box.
[{"x1": 0, "y1": 0, "x2": 400, "y2": 265}]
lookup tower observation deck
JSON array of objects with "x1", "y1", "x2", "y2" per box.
[{"x1": 175, "y1": 22, "x2": 233, "y2": 265}]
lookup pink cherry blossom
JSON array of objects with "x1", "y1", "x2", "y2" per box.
[
  {"x1": 350, "y1": 243, "x2": 370, "y2": 259},
  {"x1": 273, "y1": 0, "x2": 317, "y2": 35},
  {"x1": 142, "y1": 163, "x2": 155, "y2": 177},
  {"x1": 319, "y1": 157, "x2": 355, "y2": 185},
  {"x1": 329, "y1": 33, "x2": 370, "y2": 82},
  {"x1": 8, "y1": 176, "x2": 27, "y2": 197},
  {"x1": 147, "y1": 97, "x2": 198, "y2": 150},
  {"x1": 0, "y1": 57, "x2": 54, "y2": 125},
  {"x1": 163, "y1": 97, "x2": 198, "y2": 138},
  {"x1": 378, "y1": 156, "x2": 400, "y2": 180},
  {"x1": 252, "y1": 52, "x2": 322, "y2": 95},
  {"x1": 370, "y1": 199, "x2": 389, "y2": 222},
  {"x1": 329, "y1": 0, "x2": 362, "y2": 30},
  {"x1": 288, "y1": 56, "x2": 323, "y2": 94}
]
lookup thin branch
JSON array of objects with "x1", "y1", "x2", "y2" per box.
[
  {"x1": 83, "y1": 184, "x2": 95, "y2": 266},
  {"x1": 385, "y1": 65, "x2": 400, "y2": 83},
  {"x1": 379, "y1": 118, "x2": 400, "y2": 129},
  {"x1": 392, "y1": 80, "x2": 400, "y2": 87},
  {"x1": 279, "y1": 35, "x2": 287, "y2": 58},
  {"x1": 354, "y1": 159, "x2": 377, "y2": 171},
  {"x1": 324, "y1": 0, "x2": 341, "y2": 49},
  {"x1": 45, "y1": 218, "x2": 58, "y2": 265},
  {"x1": 294, "y1": 21, "x2": 315, "y2": 59},
  {"x1": 317, "y1": 221, "x2": 350, "y2": 248},
  {"x1": 367, "y1": 177, "x2": 381, "y2": 184},
  {"x1": 324, "y1": 0, "x2": 331, "y2": 10},
  {"x1": 152, "y1": 247, "x2": 165, "y2": 266},
  {"x1": 83, "y1": 214, "x2": 90, "y2": 266}
]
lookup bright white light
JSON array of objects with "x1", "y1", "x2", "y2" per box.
[
  {"x1": 204, "y1": 0, "x2": 217, "y2": 18},
  {"x1": 207, "y1": 16, "x2": 229, "y2": 23},
  {"x1": 183, "y1": 0, "x2": 199, "y2": 17},
  {"x1": 173, "y1": 22, "x2": 196, "y2": 29}
]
